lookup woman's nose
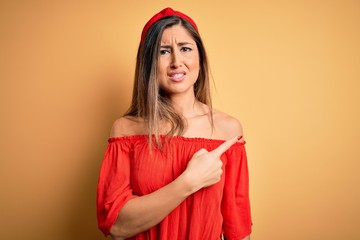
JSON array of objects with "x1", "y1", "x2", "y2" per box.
[{"x1": 170, "y1": 51, "x2": 182, "y2": 68}]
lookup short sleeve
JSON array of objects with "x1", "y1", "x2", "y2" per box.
[
  {"x1": 96, "y1": 139, "x2": 138, "y2": 236},
  {"x1": 221, "y1": 143, "x2": 252, "y2": 239}
]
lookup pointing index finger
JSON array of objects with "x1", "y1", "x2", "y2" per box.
[{"x1": 212, "y1": 136, "x2": 242, "y2": 156}]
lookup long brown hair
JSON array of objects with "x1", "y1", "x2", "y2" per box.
[{"x1": 125, "y1": 16, "x2": 213, "y2": 147}]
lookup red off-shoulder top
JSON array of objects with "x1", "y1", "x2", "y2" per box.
[{"x1": 97, "y1": 135, "x2": 252, "y2": 239}]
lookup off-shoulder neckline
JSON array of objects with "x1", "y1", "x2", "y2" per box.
[{"x1": 108, "y1": 134, "x2": 245, "y2": 145}]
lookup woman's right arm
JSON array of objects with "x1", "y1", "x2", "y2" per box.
[{"x1": 110, "y1": 169, "x2": 193, "y2": 239}]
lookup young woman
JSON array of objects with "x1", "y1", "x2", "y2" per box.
[{"x1": 97, "y1": 7, "x2": 252, "y2": 240}]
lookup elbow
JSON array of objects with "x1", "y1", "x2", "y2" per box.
[
  {"x1": 109, "y1": 224, "x2": 128, "y2": 240},
  {"x1": 242, "y1": 235, "x2": 250, "y2": 240},
  {"x1": 110, "y1": 221, "x2": 139, "y2": 240}
]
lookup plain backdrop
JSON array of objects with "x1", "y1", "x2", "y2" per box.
[{"x1": 1, "y1": 0, "x2": 359, "y2": 239}]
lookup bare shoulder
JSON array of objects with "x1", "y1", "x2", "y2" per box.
[
  {"x1": 109, "y1": 116, "x2": 146, "y2": 138},
  {"x1": 212, "y1": 109, "x2": 244, "y2": 141}
]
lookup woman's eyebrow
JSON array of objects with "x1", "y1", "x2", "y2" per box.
[
  {"x1": 160, "y1": 42, "x2": 195, "y2": 48},
  {"x1": 178, "y1": 42, "x2": 194, "y2": 46},
  {"x1": 160, "y1": 45, "x2": 172, "y2": 49}
]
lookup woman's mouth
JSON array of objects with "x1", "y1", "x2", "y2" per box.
[{"x1": 168, "y1": 72, "x2": 186, "y2": 82}]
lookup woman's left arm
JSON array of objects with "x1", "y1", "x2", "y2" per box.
[{"x1": 217, "y1": 115, "x2": 252, "y2": 239}]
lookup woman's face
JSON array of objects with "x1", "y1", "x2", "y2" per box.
[{"x1": 157, "y1": 24, "x2": 200, "y2": 96}]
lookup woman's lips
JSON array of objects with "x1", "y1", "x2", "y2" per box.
[{"x1": 168, "y1": 72, "x2": 186, "y2": 82}]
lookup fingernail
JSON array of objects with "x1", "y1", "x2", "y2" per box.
[{"x1": 237, "y1": 136, "x2": 243, "y2": 141}]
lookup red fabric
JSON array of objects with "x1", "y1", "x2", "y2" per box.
[
  {"x1": 97, "y1": 135, "x2": 252, "y2": 239},
  {"x1": 141, "y1": 7, "x2": 199, "y2": 43}
]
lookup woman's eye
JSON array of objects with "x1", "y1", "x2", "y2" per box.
[
  {"x1": 160, "y1": 49, "x2": 170, "y2": 55},
  {"x1": 182, "y1": 47, "x2": 192, "y2": 52}
]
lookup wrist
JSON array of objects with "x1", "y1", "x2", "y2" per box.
[{"x1": 176, "y1": 171, "x2": 197, "y2": 197}]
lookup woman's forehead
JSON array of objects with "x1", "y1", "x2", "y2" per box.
[{"x1": 160, "y1": 25, "x2": 195, "y2": 45}]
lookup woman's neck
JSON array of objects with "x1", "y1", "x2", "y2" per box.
[{"x1": 169, "y1": 93, "x2": 208, "y2": 119}]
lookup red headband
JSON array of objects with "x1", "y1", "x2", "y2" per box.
[{"x1": 141, "y1": 7, "x2": 199, "y2": 43}]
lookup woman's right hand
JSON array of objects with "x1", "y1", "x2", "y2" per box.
[{"x1": 182, "y1": 136, "x2": 242, "y2": 193}]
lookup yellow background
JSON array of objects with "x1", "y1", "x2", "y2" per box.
[{"x1": 1, "y1": 1, "x2": 359, "y2": 239}]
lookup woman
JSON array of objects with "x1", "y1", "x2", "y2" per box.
[{"x1": 97, "y1": 7, "x2": 252, "y2": 240}]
